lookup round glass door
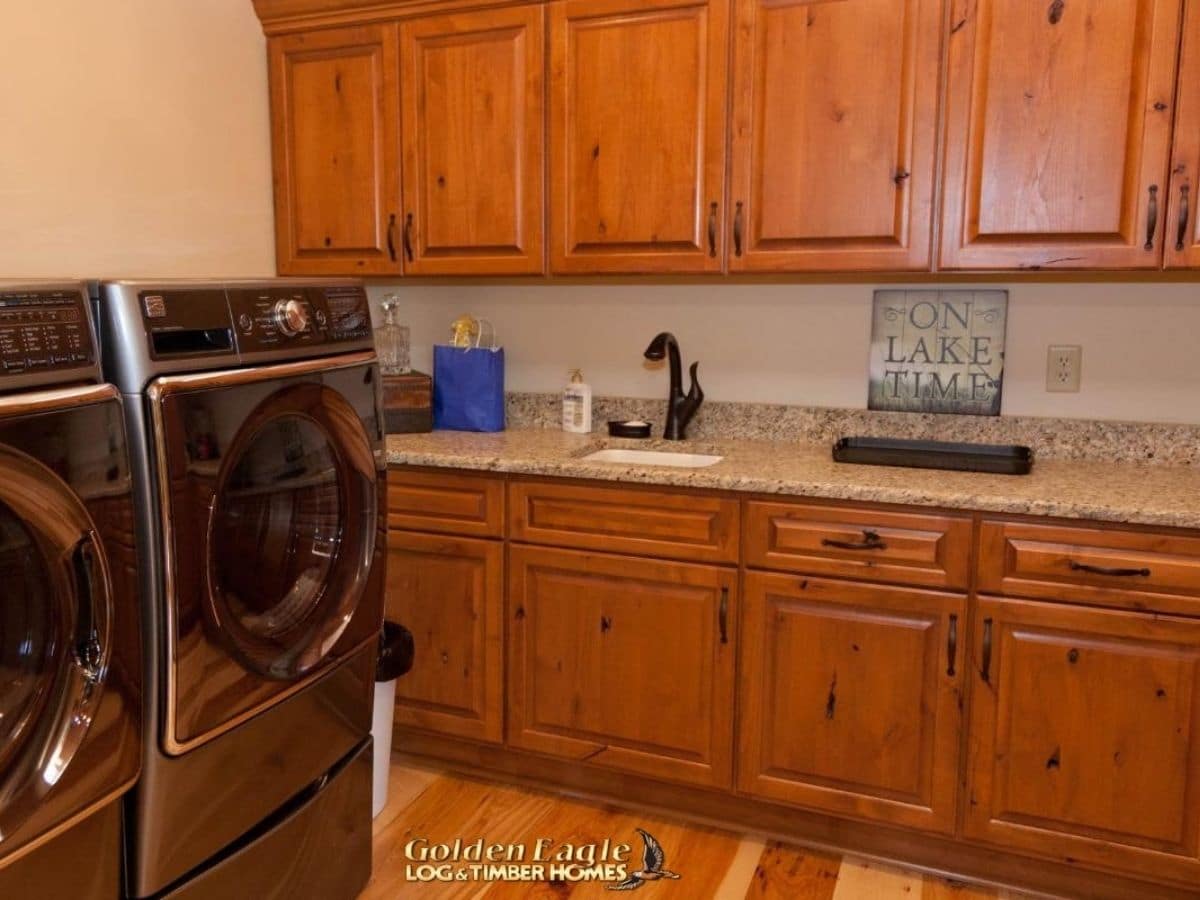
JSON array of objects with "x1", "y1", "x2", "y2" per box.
[
  {"x1": 0, "y1": 446, "x2": 111, "y2": 831},
  {"x1": 0, "y1": 507, "x2": 58, "y2": 777},
  {"x1": 205, "y1": 383, "x2": 376, "y2": 680}
]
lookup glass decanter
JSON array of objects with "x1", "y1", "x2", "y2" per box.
[{"x1": 376, "y1": 294, "x2": 411, "y2": 375}]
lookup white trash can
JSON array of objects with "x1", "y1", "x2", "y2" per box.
[{"x1": 372, "y1": 621, "x2": 413, "y2": 818}]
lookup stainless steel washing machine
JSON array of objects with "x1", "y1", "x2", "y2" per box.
[
  {"x1": 0, "y1": 281, "x2": 141, "y2": 899},
  {"x1": 94, "y1": 279, "x2": 385, "y2": 899}
]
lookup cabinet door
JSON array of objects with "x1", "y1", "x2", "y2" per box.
[
  {"x1": 508, "y1": 545, "x2": 736, "y2": 788},
  {"x1": 268, "y1": 25, "x2": 401, "y2": 275},
  {"x1": 1166, "y1": 1, "x2": 1200, "y2": 267},
  {"x1": 728, "y1": 0, "x2": 943, "y2": 272},
  {"x1": 738, "y1": 573, "x2": 966, "y2": 834},
  {"x1": 549, "y1": 0, "x2": 730, "y2": 273},
  {"x1": 939, "y1": 0, "x2": 1183, "y2": 270},
  {"x1": 966, "y1": 597, "x2": 1200, "y2": 884},
  {"x1": 400, "y1": 7, "x2": 545, "y2": 275},
  {"x1": 386, "y1": 531, "x2": 503, "y2": 743}
]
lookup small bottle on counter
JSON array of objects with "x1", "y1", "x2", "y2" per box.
[
  {"x1": 562, "y1": 369, "x2": 593, "y2": 434},
  {"x1": 376, "y1": 294, "x2": 412, "y2": 376}
]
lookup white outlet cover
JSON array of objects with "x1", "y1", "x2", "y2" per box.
[{"x1": 1046, "y1": 345, "x2": 1082, "y2": 393}]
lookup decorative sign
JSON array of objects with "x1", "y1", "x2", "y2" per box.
[{"x1": 869, "y1": 290, "x2": 1008, "y2": 416}]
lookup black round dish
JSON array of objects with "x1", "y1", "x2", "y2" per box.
[{"x1": 607, "y1": 420, "x2": 652, "y2": 439}]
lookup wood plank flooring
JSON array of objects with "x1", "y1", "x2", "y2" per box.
[{"x1": 365, "y1": 756, "x2": 1034, "y2": 900}]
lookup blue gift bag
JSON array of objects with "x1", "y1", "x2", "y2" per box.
[{"x1": 433, "y1": 342, "x2": 506, "y2": 432}]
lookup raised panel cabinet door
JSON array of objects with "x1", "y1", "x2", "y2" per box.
[
  {"x1": 400, "y1": 7, "x2": 545, "y2": 275},
  {"x1": 939, "y1": 0, "x2": 1183, "y2": 270},
  {"x1": 1166, "y1": 0, "x2": 1200, "y2": 267},
  {"x1": 507, "y1": 545, "x2": 737, "y2": 788},
  {"x1": 728, "y1": 0, "x2": 944, "y2": 272},
  {"x1": 268, "y1": 26, "x2": 403, "y2": 277},
  {"x1": 386, "y1": 531, "x2": 503, "y2": 743},
  {"x1": 549, "y1": 0, "x2": 730, "y2": 273},
  {"x1": 268, "y1": 25, "x2": 402, "y2": 275},
  {"x1": 966, "y1": 596, "x2": 1200, "y2": 885},
  {"x1": 737, "y1": 573, "x2": 966, "y2": 834}
]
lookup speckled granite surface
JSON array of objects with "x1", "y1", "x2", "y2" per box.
[
  {"x1": 505, "y1": 393, "x2": 1200, "y2": 466},
  {"x1": 386, "y1": 429, "x2": 1200, "y2": 530}
]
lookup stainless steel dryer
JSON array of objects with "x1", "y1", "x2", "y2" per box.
[
  {"x1": 94, "y1": 279, "x2": 385, "y2": 899},
  {"x1": 0, "y1": 282, "x2": 141, "y2": 899}
]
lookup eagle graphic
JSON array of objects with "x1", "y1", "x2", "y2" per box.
[{"x1": 607, "y1": 828, "x2": 682, "y2": 891}]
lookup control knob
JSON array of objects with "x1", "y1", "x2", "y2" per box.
[{"x1": 273, "y1": 298, "x2": 309, "y2": 337}]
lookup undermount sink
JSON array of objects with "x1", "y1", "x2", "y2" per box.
[{"x1": 578, "y1": 448, "x2": 724, "y2": 468}]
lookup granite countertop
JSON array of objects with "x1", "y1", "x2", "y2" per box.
[{"x1": 385, "y1": 429, "x2": 1200, "y2": 530}]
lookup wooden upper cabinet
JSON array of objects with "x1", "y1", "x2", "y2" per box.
[
  {"x1": 399, "y1": 7, "x2": 546, "y2": 275},
  {"x1": 549, "y1": 0, "x2": 730, "y2": 273},
  {"x1": 1166, "y1": 0, "x2": 1200, "y2": 267},
  {"x1": 268, "y1": 24, "x2": 401, "y2": 275},
  {"x1": 939, "y1": 0, "x2": 1183, "y2": 270},
  {"x1": 966, "y1": 597, "x2": 1200, "y2": 885},
  {"x1": 728, "y1": 0, "x2": 944, "y2": 272}
]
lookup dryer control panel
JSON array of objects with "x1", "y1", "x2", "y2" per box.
[
  {"x1": 96, "y1": 280, "x2": 375, "y2": 389},
  {"x1": 0, "y1": 287, "x2": 94, "y2": 375},
  {"x1": 227, "y1": 284, "x2": 372, "y2": 353}
]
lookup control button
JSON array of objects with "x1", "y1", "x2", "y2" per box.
[
  {"x1": 315, "y1": 309, "x2": 328, "y2": 327},
  {"x1": 143, "y1": 295, "x2": 167, "y2": 318},
  {"x1": 273, "y1": 298, "x2": 309, "y2": 337},
  {"x1": 237, "y1": 313, "x2": 254, "y2": 333}
]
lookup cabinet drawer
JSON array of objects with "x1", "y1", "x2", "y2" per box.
[
  {"x1": 744, "y1": 501, "x2": 972, "y2": 590},
  {"x1": 387, "y1": 469, "x2": 503, "y2": 538},
  {"x1": 509, "y1": 481, "x2": 739, "y2": 564},
  {"x1": 979, "y1": 521, "x2": 1200, "y2": 615}
]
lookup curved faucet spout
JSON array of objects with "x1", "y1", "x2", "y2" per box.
[{"x1": 643, "y1": 333, "x2": 703, "y2": 440}]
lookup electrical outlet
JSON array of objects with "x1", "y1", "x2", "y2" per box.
[{"x1": 1046, "y1": 345, "x2": 1082, "y2": 393}]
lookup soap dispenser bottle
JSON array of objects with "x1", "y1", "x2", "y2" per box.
[{"x1": 562, "y1": 369, "x2": 593, "y2": 434}]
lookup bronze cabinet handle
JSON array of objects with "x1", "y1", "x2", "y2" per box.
[
  {"x1": 707, "y1": 202, "x2": 718, "y2": 257},
  {"x1": 386, "y1": 213, "x2": 398, "y2": 262},
  {"x1": 947, "y1": 614, "x2": 958, "y2": 677},
  {"x1": 1068, "y1": 560, "x2": 1151, "y2": 578},
  {"x1": 402, "y1": 213, "x2": 415, "y2": 262},
  {"x1": 1177, "y1": 184, "x2": 1191, "y2": 252},
  {"x1": 1145, "y1": 184, "x2": 1159, "y2": 250},
  {"x1": 981, "y1": 617, "x2": 993, "y2": 683},
  {"x1": 719, "y1": 587, "x2": 729, "y2": 645},
  {"x1": 733, "y1": 201, "x2": 744, "y2": 257},
  {"x1": 821, "y1": 529, "x2": 887, "y2": 551}
]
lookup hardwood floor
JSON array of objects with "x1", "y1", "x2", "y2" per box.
[{"x1": 365, "y1": 756, "x2": 1035, "y2": 900}]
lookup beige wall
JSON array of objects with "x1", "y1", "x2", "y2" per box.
[
  {"x1": 0, "y1": 0, "x2": 275, "y2": 278},
  {"x1": 370, "y1": 281, "x2": 1200, "y2": 425},
  {"x1": 2, "y1": 4, "x2": 1196, "y2": 425}
]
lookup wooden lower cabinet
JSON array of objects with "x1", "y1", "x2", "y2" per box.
[
  {"x1": 738, "y1": 571, "x2": 966, "y2": 834},
  {"x1": 507, "y1": 545, "x2": 736, "y2": 788},
  {"x1": 386, "y1": 530, "x2": 503, "y2": 743},
  {"x1": 382, "y1": 467, "x2": 1200, "y2": 895},
  {"x1": 966, "y1": 596, "x2": 1200, "y2": 885}
]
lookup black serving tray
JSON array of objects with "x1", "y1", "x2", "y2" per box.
[{"x1": 833, "y1": 436, "x2": 1034, "y2": 475}]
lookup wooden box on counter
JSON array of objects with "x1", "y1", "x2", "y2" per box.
[{"x1": 382, "y1": 372, "x2": 432, "y2": 434}]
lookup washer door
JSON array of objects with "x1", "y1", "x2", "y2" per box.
[
  {"x1": 205, "y1": 383, "x2": 375, "y2": 680},
  {"x1": 0, "y1": 446, "x2": 112, "y2": 837},
  {"x1": 151, "y1": 358, "x2": 383, "y2": 754}
]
